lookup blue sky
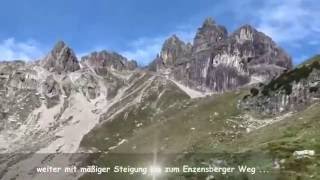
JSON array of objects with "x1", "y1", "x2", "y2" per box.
[{"x1": 0, "y1": 0, "x2": 319, "y2": 65}]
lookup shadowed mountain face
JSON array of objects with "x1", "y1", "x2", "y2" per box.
[
  {"x1": 150, "y1": 18, "x2": 292, "y2": 92},
  {"x1": 1, "y1": 18, "x2": 319, "y2": 180}
]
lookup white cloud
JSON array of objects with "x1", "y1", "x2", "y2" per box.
[
  {"x1": 121, "y1": 37, "x2": 162, "y2": 66},
  {"x1": 256, "y1": 0, "x2": 320, "y2": 43},
  {"x1": 0, "y1": 38, "x2": 45, "y2": 61},
  {"x1": 65, "y1": 0, "x2": 320, "y2": 66},
  {"x1": 308, "y1": 40, "x2": 320, "y2": 46},
  {"x1": 121, "y1": 0, "x2": 320, "y2": 66},
  {"x1": 121, "y1": 29, "x2": 195, "y2": 66}
]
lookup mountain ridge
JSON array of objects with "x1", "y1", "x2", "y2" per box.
[
  {"x1": 0, "y1": 17, "x2": 319, "y2": 180},
  {"x1": 149, "y1": 17, "x2": 292, "y2": 92}
]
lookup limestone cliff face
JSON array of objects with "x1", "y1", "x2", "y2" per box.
[
  {"x1": 150, "y1": 18, "x2": 292, "y2": 92},
  {"x1": 41, "y1": 41, "x2": 80, "y2": 73},
  {"x1": 241, "y1": 56, "x2": 320, "y2": 116}
]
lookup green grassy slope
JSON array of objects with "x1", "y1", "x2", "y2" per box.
[
  {"x1": 262, "y1": 56, "x2": 320, "y2": 96},
  {"x1": 78, "y1": 73, "x2": 320, "y2": 180},
  {"x1": 226, "y1": 103, "x2": 320, "y2": 179},
  {"x1": 298, "y1": 55, "x2": 320, "y2": 67},
  {"x1": 79, "y1": 87, "x2": 249, "y2": 180}
]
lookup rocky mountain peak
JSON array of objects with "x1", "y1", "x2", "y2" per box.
[
  {"x1": 158, "y1": 35, "x2": 192, "y2": 67},
  {"x1": 232, "y1": 24, "x2": 256, "y2": 43},
  {"x1": 81, "y1": 50, "x2": 137, "y2": 73},
  {"x1": 202, "y1": 17, "x2": 216, "y2": 27},
  {"x1": 41, "y1": 41, "x2": 80, "y2": 73},
  {"x1": 230, "y1": 24, "x2": 292, "y2": 69},
  {"x1": 162, "y1": 35, "x2": 185, "y2": 50},
  {"x1": 193, "y1": 17, "x2": 228, "y2": 53},
  {"x1": 237, "y1": 24, "x2": 255, "y2": 31},
  {"x1": 166, "y1": 34, "x2": 180, "y2": 41},
  {"x1": 149, "y1": 17, "x2": 293, "y2": 92},
  {"x1": 52, "y1": 40, "x2": 67, "y2": 52}
]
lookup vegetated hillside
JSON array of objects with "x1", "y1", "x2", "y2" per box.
[
  {"x1": 241, "y1": 55, "x2": 320, "y2": 116},
  {"x1": 80, "y1": 90, "x2": 245, "y2": 153},
  {"x1": 298, "y1": 54, "x2": 320, "y2": 67},
  {"x1": 230, "y1": 103, "x2": 320, "y2": 180},
  {"x1": 79, "y1": 86, "x2": 320, "y2": 180},
  {"x1": 262, "y1": 56, "x2": 320, "y2": 96},
  {"x1": 79, "y1": 56, "x2": 320, "y2": 180},
  {"x1": 79, "y1": 90, "x2": 247, "y2": 180}
]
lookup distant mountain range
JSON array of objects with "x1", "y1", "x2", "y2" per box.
[{"x1": 0, "y1": 17, "x2": 319, "y2": 180}]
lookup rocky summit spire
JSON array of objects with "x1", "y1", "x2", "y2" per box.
[
  {"x1": 193, "y1": 17, "x2": 227, "y2": 53},
  {"x1": 41, "y1": 41, "x2": 80, "y2": 73},
  {"x1": 230, "y1": 25, "x2": 292, "y2": 69},
  {"x1": 162, "y1": 34, "x2": 185, "y2": 50},
  {"x1": 149, "y1": 17, "x2": 293, "y2": 92},
  {"x1": 202, "y1": 17, "x2": 216, "y2": 27},
  {"x1": 159, "y1": 35, "x2": 191, "y2": 66}
]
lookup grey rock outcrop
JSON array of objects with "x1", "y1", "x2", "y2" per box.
[
  {"x1": 81, "y1": 50, "x2": 137, "y2": 74},
  {"x1": 127, "y1": 60, "x2": 138, "y2": 70},
  {"x1": 41, "y1": 41, "x2": 80, "y2": 73},
  {"x1": 42, "y1": 75, "x2": 61, "y2": 108},
  {"x1": 241, "y1": 56, "x2": 320, "y2": 116},
  {"x1": 150, "y1": 18, "x2": 292, "y2": 92}
]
